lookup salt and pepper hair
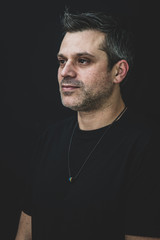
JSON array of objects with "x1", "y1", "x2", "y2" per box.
[{"x1": 61, "y1": 10, "x2": 135, "y2": 73}]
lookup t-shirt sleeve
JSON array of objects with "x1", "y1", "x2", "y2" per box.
[
  {"x1": 22, "y1": 128, "x2": 49, "y2": 216},
  {"x1": 22, "y1": 174, "x2": 33, "y2": 216},
  {"x1": 125, "y1": 132, "x2": 160, "y2": 237}
]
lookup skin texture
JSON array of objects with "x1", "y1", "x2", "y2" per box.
[
  {"x1": 15, "y1": 211, "x2": 31, "y2": 240},
  {"x1": 125, "y1": 236, "x2": 160, "y2": 240},
  {"x1": 57, "y1": 30, "x2": 128, "y2": 130},
  {"x1": 58, "y1": 30, "x2": 115, "y2": 112}
]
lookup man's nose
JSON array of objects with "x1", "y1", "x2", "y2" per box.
[{"x1": 60, "y1": 61, "x2": 77, "y2": 78}]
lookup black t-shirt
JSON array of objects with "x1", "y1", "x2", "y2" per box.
[{"x1": 23, "y1": 109, "x2": 160, "y2": 240}]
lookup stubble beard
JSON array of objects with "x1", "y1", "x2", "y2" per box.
[{"x1": 60, "y1": 78, "x2": 114, "y2": 112}]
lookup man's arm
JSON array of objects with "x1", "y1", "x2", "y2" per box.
[
  {"x1": 15, "y1": 211, "x2": 32, "y2": 240},
  {"x1": 125, "y1": 235, "x2": 160, "y2": 240}
]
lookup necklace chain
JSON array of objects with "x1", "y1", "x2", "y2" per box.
[{"x1": 68, "y1": 106, "x2": 128, "y2": 183}]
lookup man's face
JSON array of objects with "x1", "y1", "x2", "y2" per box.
[{"x1": 57, "y1": 30, "x2": 115, "y2": 112}]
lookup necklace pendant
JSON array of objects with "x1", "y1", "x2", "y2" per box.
[{"x1": 69, "y1": 177, "x2": 73, "y2": 183}]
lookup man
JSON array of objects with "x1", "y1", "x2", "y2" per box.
[{"x1": 15, "y1": 10, "x2": 160, "y2": 240}]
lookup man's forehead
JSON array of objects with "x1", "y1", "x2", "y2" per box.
[
  {"x1": 62, "y1": 30, "x2": 105, "y2": 44},
  {"x1": 58, "y1": 30, "x2": 105, "y2": 56}
]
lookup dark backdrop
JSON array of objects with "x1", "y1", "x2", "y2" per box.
[{"x1": 1, "y1": 1, "x2": 160, "y2": 239}]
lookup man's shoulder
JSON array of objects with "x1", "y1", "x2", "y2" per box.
[
  {"x1": 32, "y1": 115, "x2": 76, "y2": 152},
  {"x1": 45, "y1": 115, "x2": 76, "y2": 137},
  {"x1": 124, "y1": 108, "x2": 158, "y2": 132},
  {"x1": 122, "y1": 108, "x2": 160, "y2": 145}
]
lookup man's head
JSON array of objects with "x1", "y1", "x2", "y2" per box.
[
  {"x1": 57, "y1": 10, "x2": 134, "y2": 112},
  {"x1": 61, "y1": 10, "x2": 134, "y2": 71}
]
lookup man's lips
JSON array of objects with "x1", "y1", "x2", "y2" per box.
[{"x1": 61, "y1": 85, "x2": 80, "y2": 91}]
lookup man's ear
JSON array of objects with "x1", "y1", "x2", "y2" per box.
[{"x1": 113, "y1": 60, "x2": 129, "y2": 84}]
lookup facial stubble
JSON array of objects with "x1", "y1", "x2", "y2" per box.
[{"x1": 59, "y1": 77, "x2": 114, "y2": 112}]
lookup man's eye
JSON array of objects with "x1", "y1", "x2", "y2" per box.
[
  {"x1": 78, "y1": 58, "x2": 90, "y2": 64},
  {"x1": 58, "y1": 59, "x2": 66, "y2": 66}
]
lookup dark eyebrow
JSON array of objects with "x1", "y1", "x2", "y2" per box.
[
  {"x1": 57, "y1": 53, "x2": 66, "y2": 58},
  {"x1": 57, "y1": 52, "x2": 95, "y2": 58},
  {"x1": 76, "y1": 52, "x2": 95, "y2": 58}
]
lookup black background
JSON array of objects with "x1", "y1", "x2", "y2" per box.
[{"x1": 1, "y1": 1, "x2": 160, "y2": 239}]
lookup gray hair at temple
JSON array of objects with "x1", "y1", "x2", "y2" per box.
[{"x1": 61, "y1": 9, "x2": 135, "y2": 80}]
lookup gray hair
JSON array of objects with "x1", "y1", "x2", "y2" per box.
[{"x1": 61, "y1": 9, "x2": 135, "y2": 74}]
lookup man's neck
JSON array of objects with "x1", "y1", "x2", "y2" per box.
[{"x1": 77, "y1": 100, "x2": 126, "y2": 131}]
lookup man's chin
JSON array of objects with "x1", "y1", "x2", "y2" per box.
[
  {"x1": 61, "y1": 99, "x2": 79, "y2": 111},
  {"x1": 61, "y1": 101, "x2": 92, "y2": 112}
]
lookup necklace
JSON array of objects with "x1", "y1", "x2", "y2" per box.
[{"x1": 68, "y1": 106, "x2": 127, "y2": 183}]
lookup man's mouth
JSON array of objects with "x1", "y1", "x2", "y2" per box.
[{"x1": 61, "y1": 85, "x2": 80, "y2": 91}]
